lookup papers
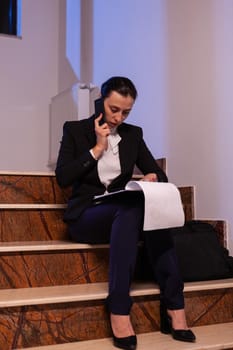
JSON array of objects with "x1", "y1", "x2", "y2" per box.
[
  {"x1": 95, "y1": 181, "x2": 185, "y2": 231},
  {"x1": 128, "y1": 181, "x2": 184, "y2": 230}
]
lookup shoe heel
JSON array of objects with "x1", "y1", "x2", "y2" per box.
[
  {"x1": 160, "y1": 303, "x2": 171, "y2": 334},
  {"x1": 110, "y1": 313, "x2": 137, "y2": 350},
  {"x1": 160, "y1": 305, "x2": 196, "y2": 343}
]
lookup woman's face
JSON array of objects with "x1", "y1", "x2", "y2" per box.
[{"x1": 103, "y1": 91, "x2": 134, "y2": 129}]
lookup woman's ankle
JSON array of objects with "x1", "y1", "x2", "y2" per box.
[
  {"x1": 167, "y1": 309, "x2": 189, "y2": 330},
  {"x1": 110, "y1": 313, "x2": 135, "y2": 337}
]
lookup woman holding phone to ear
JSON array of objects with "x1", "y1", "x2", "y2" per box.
[{"x1": 56, "y1": 76, "x2": 196, "y2": 350}]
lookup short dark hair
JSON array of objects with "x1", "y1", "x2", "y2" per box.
[{"x1": 101, "y1": 76, "x2": 138, "y2": 100}]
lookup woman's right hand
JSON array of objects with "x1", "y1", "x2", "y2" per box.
[{"x1": 91, "y1": 114, "x2": 110, "y2": 159}]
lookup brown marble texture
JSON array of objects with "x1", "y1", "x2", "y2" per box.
[
  {"x1": 156, "y1": 158, "x2": 167, "y2": 173},
  {"x1": 178, "y1": 186, "x2": 194, "y2": 221},
  {"x1": 0, "y1": 175, "x2": 70, "y2": 204},
  {"x1": 184, "y1": 288, "x2": 233, "y2": 327},
  {"x1": 0, "y1": 289, "x2": 232, "y2": 349},
  {"x1": 0, "y1": 209, "x2": 67, "y2": 241},
  {"x1": 0, "y1": 191, "x2": 196, "y2": 243},
  {"x1": 0, "y1": 169, "x2": 231, "y2": 349},
  {"x1": 0, "y1": 250, "x2": 109, "y2": 288},
  {"x1": 0, "y1": 211, "x2": 225, "y2": 245},
  {"x1": 0, "y1": 159, "x2": 165, "y2": 205},
  {"x1": 0, "y1": 173, "x2": 193, "y2": 222},
  {"x1": 0, "y1": 245, "x2": 161, "y2": 289}
]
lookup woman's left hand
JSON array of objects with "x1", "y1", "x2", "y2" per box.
[{"x1": 141, "y1": 173, "x2": 158, "y2": 182}]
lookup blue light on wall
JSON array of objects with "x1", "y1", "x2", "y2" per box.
[
  {"x1": 66, "y1": 0, "x2": 81, "y2": 80},
  {"x1": 17, "y1": 0, "x2": 21, "y2": 36}
]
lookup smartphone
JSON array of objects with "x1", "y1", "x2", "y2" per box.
[{"x1": 94, "y1": 97, "x2": 105, "y2": 125}]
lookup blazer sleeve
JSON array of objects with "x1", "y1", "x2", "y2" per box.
[
  {"x1": 136, "y1": 133, "x2": 168, "y2": 183},
  {"x1": 55, "y1": 121, "x2": 97, "y2": 188}
]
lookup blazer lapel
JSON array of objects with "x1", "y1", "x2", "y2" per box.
[{"x1": 118, "y1": 124, "x2": 133, "y2": 172}]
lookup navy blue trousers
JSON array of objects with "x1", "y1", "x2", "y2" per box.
[{"x1": 68, "y1": 191, "x2": 184, "y2": 314}]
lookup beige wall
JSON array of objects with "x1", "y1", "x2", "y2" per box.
[
  {"x1": 0, "y1": 0, "x2": 59, "y2": 171},
  {"x1": 164, "y1": 0, "x2": 233, "y2": 253}
]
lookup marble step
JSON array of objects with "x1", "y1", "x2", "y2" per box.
[
  {"x1": 0, "y1": 232, "x2": 229, "y2": 289},
  {"x1": 0, "y1": 204, "x2": 66, "y2": 209},
  {"x1": 0, "y1": 171, "x2": 195, "y2": 221},
  {"x1": 0, "y1": 205, "x2": 67, "y2": 241},
  {"x1": 20, "y1": 322, "x2": 233, "y2": 350},
  {"x1": 0, "y1": 160, "x2": 165, "y2": 205},
  {"x1": 0, "y1": 215, "x2": 227, "y2": 244},
  {"x1": 1, "y1": 279, "x2": 233, "y2": 308},
  {"x1": 0, "y1": 170, "x2": 154, "y2": 206},
  {"x1": 0, "y1": 240, "x2": 109, "y2": 252},
  {"x1": 0, "y1": 239, "x2": 111, "y2": 288},
  {"x1": 0, "y1": 172, "x2": 70, "y2": 204},
  {"x1": 2, "y1": 281, "x2": 232, "y2": 349},
  {"x1": 0, "y1": 200, "x2": 190, "y2": 243}
]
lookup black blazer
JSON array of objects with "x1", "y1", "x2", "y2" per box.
[{"x1": 55, "y1": 115, "x2": 168, "y2": 221}]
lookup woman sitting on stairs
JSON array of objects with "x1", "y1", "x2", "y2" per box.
[{"x1": 55, "y1": 76, "x2": 196, "y2": 350}]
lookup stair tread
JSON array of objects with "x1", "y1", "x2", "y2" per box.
[
  {"x1": 1, "y1": 279, "x2": 233, "y2": 308},
  {"x1": 19, "y1": 322, "x2": 233, "y2": 350},
  {"x1": 0, "y1": 240, "x2": 109, "y2": 252},
  {"x1": 0, "y1": 282, "x2": 156, "y2": 307},
  {"x1": 0, "y1": 204, "x2": 66, "y2": 209},
  {"x1": 0, "y1": 171, "x2": 55, "y2": 176}
]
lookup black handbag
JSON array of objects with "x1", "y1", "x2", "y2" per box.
[{"x1": 171, "y1": 220, "x2": 233, "y2": 282}]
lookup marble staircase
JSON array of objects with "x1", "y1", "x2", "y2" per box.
[
  {"x1": 25, "y1": 323, "x2": 233, "y2": 350},
  {"x1": 0, "y1": 170, "x2": 233, "y2": 349}
]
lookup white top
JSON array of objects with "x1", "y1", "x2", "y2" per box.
[{"x1": 91, "y1": 128, "x2": 122, "y2": 189}]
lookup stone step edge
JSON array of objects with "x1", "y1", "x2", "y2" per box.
[
  {"x1": 0, "y1": 204, "x2": 66, "y2": 209},
  {"x1": 0, "y1": 240, "x2": 129, "y2": 252},
  {"x1": 16, "y1": 322, "x2": 233, "y2": 350},
  {"x1": 1, "y1": 278, "x2": 233, "y2": 308},
  {"x1": 0, "y1": 171, "x2": 55, "y2": 176},
  {"x1": 0, "y1": 171, "x2": 145, "y2": 181}
]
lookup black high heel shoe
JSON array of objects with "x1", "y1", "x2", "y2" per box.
[
  {"x1": 109, "y1": 312, "x2": 137, "y2": 350},
  {"x1": 113, "y1": 334, "x2": 137, "y2": 350},
  {"x1": 160, "y1": 304, "x2": 196, "y2": 343}
]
